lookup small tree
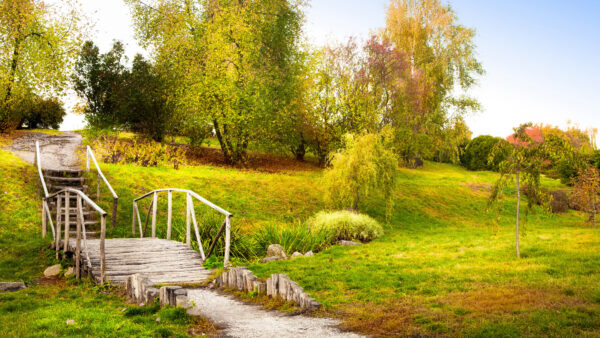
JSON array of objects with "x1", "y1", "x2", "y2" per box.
[
  {"x1": 324, "y1": 131, "x2": 398, "y2": 220},
  {"x1": 488, "y1": 124, "x2": 550, "y2": 258},
  {"x1": 571, "y1": 167, "x2": 600, "y2": 227}
]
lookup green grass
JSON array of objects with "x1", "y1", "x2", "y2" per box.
[
  {"x1": 94, "y1": 156, "x2": 600, "y2": 336},
  {"x1": 0, "y1": 149, "x2": 202, "y2": 336}
]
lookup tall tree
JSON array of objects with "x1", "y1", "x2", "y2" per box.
[
  {"x1": 384, "y1": 0, "x2": 483, "y2": 162},
  {"x1": 126, "y1": 0, "x2": 305, "y2": 165},
  {"x1": 0, "y1": 0, "x2": 85, "y2": 131},
  {"x1": 72, "y1": 41, "x2": 127, "y2": 128}
]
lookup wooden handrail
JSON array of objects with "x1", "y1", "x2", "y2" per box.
[
  {"x1": 86, "y1": 146, "x2": 118, "y2": 228},
  {"x1": 132, "y1": 188, "x2": 233, "y2": 266},
  {"x1": 35, "y1": 141, "x2": 54, "y2": 239},
  {"x1": 47, "y1": 188, "x2": 107, "y2": 216},
  {"x1": 49, "y1": 188, "x2": 108, "y2": 284},
  {"x1": 133, "y1": 188, "x2": 233, "y2": 217}
]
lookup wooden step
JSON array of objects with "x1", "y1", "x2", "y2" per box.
[
  {"x1": 47, "y1": 184, "x2": 88, "y2": 192},
  {"x1": 42, "y1": 169, "x2": 82, "y2": 177},
  {"x1": 44, "y1": 176, "x2": 85, "y2": 185}
]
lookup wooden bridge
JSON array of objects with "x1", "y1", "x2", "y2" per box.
[{"x1": 35, "y1": 142, "x2": 231, "y2": 285}]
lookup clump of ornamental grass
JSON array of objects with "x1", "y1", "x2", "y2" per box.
[
  {"x1": 253, "y1": 223, "x2": 333, "y2": 255},
  {"x1": 308, "y1": 210, "x2": 383, "y2": 243}
]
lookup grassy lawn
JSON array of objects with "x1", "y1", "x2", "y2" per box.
[
  {"x1": 95, "y1": 156, "x2": 600, "y2": 336},
  {"x1": 0, "y1": 147, "x2": 211, "y2": 337}
]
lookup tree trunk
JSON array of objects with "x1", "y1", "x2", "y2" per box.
[
  {"x1": 592, "y1": 194, "x2": 597, "y2": 228},
  {"x1": 294, "y1": 139, "x2": 306, "y2": 161},
  {"x1": 4, "y1": 37, "x2": 21, "y2": 104},
  {"x1": 515, "y1": 171, "x2": 521, "y2": 258},
  {"x1": 353, "y1": 188, "x2": 360, "y2": 212},
  {"x1": 213, "y1": 119, "x2": 233, "y2": 164}
]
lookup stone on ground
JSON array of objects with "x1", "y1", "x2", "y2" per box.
[
  {"x1": 64, "y1": 267, "x2": 74, "y2": 277},
  {"x1": 304, "y1": 251, "x2": 314, "y2": 257},
  {"x1": 291, "y1": 252, "x2": 303, "y2": 259},
  {"x1": 266, "y1": 244, "x2": 287, "y2": 259},
  {"x1": 0, "y1": 282, "x2": 26, "y2": 292},
  {"x1": 44, "y1": 264, "x2": 61, "y2": 277},
  {"x1": 260, "y1": 256, "x2": 283, "y2": 263},
  {"x1": 339, "y1": 240, "x2": 362, "y2": 246}
]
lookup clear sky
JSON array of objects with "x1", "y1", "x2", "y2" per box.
[{"x1": 62, "y1": 0, "x2": 600, "y2": 141}]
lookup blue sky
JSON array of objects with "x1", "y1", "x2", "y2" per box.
[{"x1": 64, "y1": 0, "x2": 600, "y2": 142}]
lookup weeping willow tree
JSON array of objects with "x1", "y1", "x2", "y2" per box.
[{"x1": 324, "y1": 130, "x2": 398, "y2": 221}]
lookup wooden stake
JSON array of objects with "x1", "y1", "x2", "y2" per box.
[
  {"x1": 63, "y1": 191, "x2": 70, "y2": 252},
  {"x1": 167, "y1": 190, "x2": 172, "y2": 240},
  {"x1": 186, "y1": 193, "x2": 191, "y2": 246},
  {"x1": 76, "y1": 195, "x2": 82, "y2": 279},
  {"x1": 42, "y1": 199, "x2": 47, "y2": 238},
  {"x1": 224, "y1": 215, "x2": 231, "y2": 267},
  {"x1": 152, "y1": 192, "x2": 157, "y2": 238},
  {"x1": 55, "y1": 194, "x2": 62, "y2": 260},
  {"x1": 100, "y1": 215, "x2": 106, "y2": 284}
]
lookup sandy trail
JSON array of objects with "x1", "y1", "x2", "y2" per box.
[
  {"x1": 187, "y1": 289, "x2": 361, "y2": 338},
  {"x1": 6, "y1": 132, "x2": 82, "y2": 170}
]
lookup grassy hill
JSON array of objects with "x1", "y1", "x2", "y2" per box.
[
  {"x1": 0, "y1": 139, "x2": 212, "y2": 337},
  {"x1": 2, "y1": 130, "x2": 599, "y2": 336},
  {"x1": 92, "y1": 146, "x2": 600, "y2": 336}
]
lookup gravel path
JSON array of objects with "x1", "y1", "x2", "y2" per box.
[
  {"x1": 6, "y1": 131, "x2": 82, "y2": 170},
  {"x1": 187, "y1": 289, "x2": 362, "y2": 338}
]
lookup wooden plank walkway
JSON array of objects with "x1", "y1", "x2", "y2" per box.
[{"x1": 66, "y1": 238, "x2": 212, "y2": 285}]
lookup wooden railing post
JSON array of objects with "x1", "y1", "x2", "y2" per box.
[
  {"x1": 167, "y1": 190, "x2": 172, "y2": 240},
  {"x1": 206, "y1": 220, "x2": 227, "y2": 259},
  {"x1": 132, "y1": 201, "x2": 136, "y2": 236},
  {"x1": 224, "y1": 215, "x2": 231, "y2": 267},
  {"x1": 42, "y1": 199, "x2": 47, "y2": 238},
  {"x1": 185, "y1": 193, "x2": 191, "y2": 246},
  {"x1": 134, "y1": 201, "x2": 143, "y2": 237},
  {"x1": 111, "y1": 197, "x2": 117, "y2": 229},
  {"x1": 63, "y1": 191, "x2": 70, "y2": 252},
  {"x1": 76, "y1": 195, "x2": 82, "y2": 279},
  {"x1": 100, "y1": 215, "x2": 106, "y2": 284},
  {"x1": 55, "y1": 194, "x2": 62, "y2": 259},
  {"x1": 151, "y1": 192, "x2": 157, "y2": 238}
]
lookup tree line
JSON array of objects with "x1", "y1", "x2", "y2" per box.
[{"x1": 0, "y1": 0, "x2": 484, "y2": 168}]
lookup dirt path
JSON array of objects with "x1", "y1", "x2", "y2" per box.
[
  {"x1": 6, "y1": 132, "x2": 82, "y2": 170},
  {"x1": 187, "y1": 289, "x2": 361, "y2": 338}
]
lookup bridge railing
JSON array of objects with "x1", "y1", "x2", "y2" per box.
[
  {"x1": 86, "y1": 145, "x2": 118, "y2": 228},
  {"x1": 132, "y1": 189, "x2": 233, "y2": 266},
  {"x1": 35, "y1": 141, "x2": 108, "y2": 283},
  {"x1": 46, "y1": 188, "x2": 108, "y2": 283},
  {"x1": 34, "y1": 141, "x2": 54, "y2": 239}
]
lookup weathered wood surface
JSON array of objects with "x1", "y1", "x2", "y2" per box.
[{"x1": 66, "y1": 238, "x2": 210, "y2": 285}]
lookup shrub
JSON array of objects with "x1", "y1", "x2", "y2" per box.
[
  {"x1": 253, "y1": 223, "x2": 332, "y2": 255},
  {"x1": 19, "y1": 97, "x2": 65, "y2": 129},
  {"x1": 549, "y1": 190, "x2": 569, "y2": 213},
  {"x1": 462, "y1": 135, "x2": 506, "y2": 171},
  {"x1": 90, "y1": 135, "x2": 186, "y2": 169},
  {"x1": 308, "y1": 210, "x2": 384, "y2": 243}
]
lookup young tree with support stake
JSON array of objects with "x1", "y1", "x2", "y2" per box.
[{"x1": 488, "y1": 124, "x2": 550, "y2": 258}]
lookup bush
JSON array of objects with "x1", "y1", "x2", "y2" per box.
[
  {"x1": 253, "y1": 223, "x2": 332, "y2": 255},
  {"x1": 19, "y1": 97, "x2": 65, "y2": 129},
  {"x1": 90, "y1": 135, "x2": 185, "y2": 169},
  {"x1": 308, "y1": 210, "x2": 384, "y2": 243},
  {"x1": 462, "y1": 135, "x2": 506, "y2": 171},
  {"x1": 549, "y1": 190, "x2": 569, "y2": 213}
]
